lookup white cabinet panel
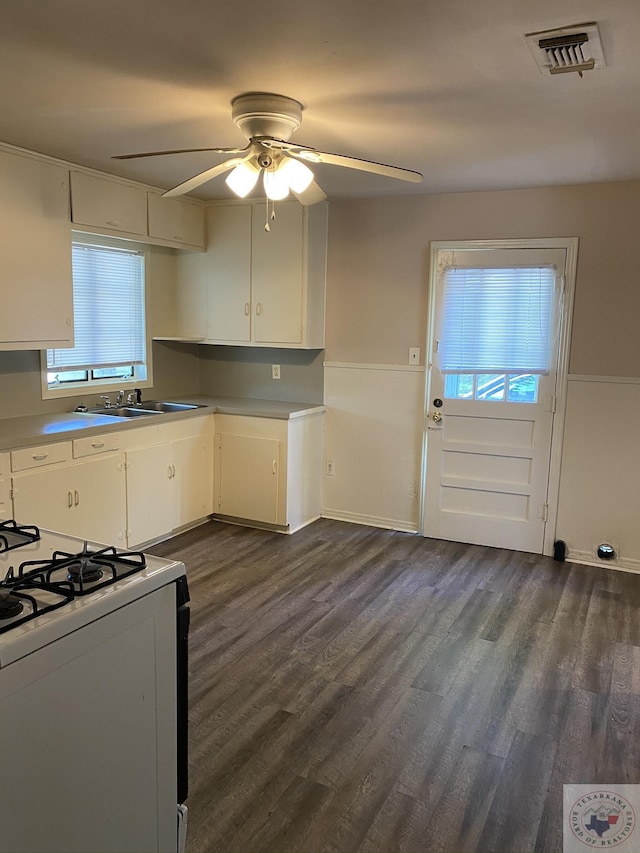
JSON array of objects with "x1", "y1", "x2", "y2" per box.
[
  {"x1": 12, "y1": 454, "x2": 127, "y2": 544},
  {"x1": 147, "y1": 192, "x2": 205, "y2": 249},
  {"x1": 173, "y1": 433, "x2": 214, "y2": 527},
  {"x1": 125, "y1": 417, "x2": 214, "y2": 547},
  {"x1": 70, "y1": 171, "x2": 147, "y2": 235},
  {"x1": 213, "y1": 412, "x2": 323, "y2": 532},
  {"x1": 126, "y1": 443, "x2": 175, "y2": 547},
  {"x1": 216, "y1": 433, "x2": 280, "y2": 524},
  {"x1": 0, "y1": 453, "x2": 10, "y2": 521},
  {"x1": 252, "y1": 202, "x2": 303, "y2": 344},
  {"x1": 205, "y1": 204, "x2": 252, "y2": 342},
  {"x1": 173, "y1": 200, "x2": 327, "y2": 348},
  {"x1": 0, "y1": 151, "x2": 73, "y2": 350}
]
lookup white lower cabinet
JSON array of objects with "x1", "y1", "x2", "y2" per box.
[
  {"x1": 12, "y1": 454, "x2": 127, "y2": 544},
  {"x1": 216, "y1": 432, "x2": 281, "y2": 525},
  {"x1": 0, "y1": 453, "x2": 11, "y2": 521},
  {"x1": 214, "y1": 412, "x2": 323, "y2": 533},
  {"x1": 124, "y1": 417, "x2": 214, "y2": 548}
]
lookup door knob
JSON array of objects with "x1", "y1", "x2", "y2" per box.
[{"x1": 432, "y1": 411, "x2": 443, "y2": 423}]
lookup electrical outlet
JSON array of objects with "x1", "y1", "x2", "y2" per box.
[
  {"x1": 409, "y1": 347, "x2": 420, "y2": 365},
  {"x1": 326, "y1": 461, "x2": 335, "y2": 476},
  {"x1": 271, "y1": 364, "x2": 281, "y2": 379}
]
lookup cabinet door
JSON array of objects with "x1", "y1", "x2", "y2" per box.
[
  {"x1": 148, "y1": 193, "x2": 205, "y2": 248},
  {"x1": 70, "y1": 456, "x2": 127, "y2": 545},
  {"x1": 0, "y1": 453, "x2": 12, "y2": 520},
  {"x1": 172, "y1": 434, "x2": 213, "y2": 528},
  {"x1": 217, "y1": 433, "x2": 280, "y2": 524},
  {"x1": 206, "y1": 205, "x2": 252, "y2": 341},
  {"x1": 70, "y1": 171, "x2": 147, "y2": 235},
  {"x1": 11, "y1": 455, "x2": 126, "y2": 543},
  {"x1": 126, "y1": 444, "x2": 174, "y2": 547},
  {"x1": 0, "y1": 152, "x2": 72, "y2": 349},
  {"x1": 251, "y1": 202, "x2": 303, "y2": 344}
]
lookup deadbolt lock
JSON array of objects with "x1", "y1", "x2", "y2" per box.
[{"x1": 432, "y1": 411, "x2": 443, "y2": 423}]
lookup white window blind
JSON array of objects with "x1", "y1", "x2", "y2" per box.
[
  {"x1": 47, "y1": 242, "x2": 145, "y2": 371},
  {"x1": 439, "y1": 266, "x2": 555, "y2": 374}
]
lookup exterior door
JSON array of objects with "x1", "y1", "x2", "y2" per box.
[{"x1": 422, "y1": 244, "x2": 571, "y2": 553}]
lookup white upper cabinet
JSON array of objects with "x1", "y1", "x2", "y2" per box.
[
  {"x1": 173, "y1": 200, "x2": 327, "y2": 348},
  {"x1": 147, "y1": 192, "x2": 205, "y2": 249},
  {"x1": 0, "y1": 150, "x2": 73, "y2": 350},
  {"x1": 70, "y1": 170, "x2": 206, "y2": 250},
  {"x1": 70, "y1": 171, "x2": 148, "y2": 235}
]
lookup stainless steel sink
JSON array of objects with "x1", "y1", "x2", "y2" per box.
[
  {"x1": 140, "y1": 401, "x2": 204, "y2": 413},
  {"x1": 85, "y1": 406, "x2": 162, "y2": 418},
  {"x1": 82, "y1": 401, "x2": 205, "y2": 418}
]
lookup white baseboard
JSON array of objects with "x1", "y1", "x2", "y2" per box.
[
  {"x1": 567, "y1": 549, "x2": 640, "y2": 575},
  {"x1": 322, "y1": 509, "x2": 418, "y2": 534}
]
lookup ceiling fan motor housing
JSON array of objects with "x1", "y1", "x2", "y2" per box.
[{"x1": 231, "y1": 92, "x2": 303, "y2": 141}]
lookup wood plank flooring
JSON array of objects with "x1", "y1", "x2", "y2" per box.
[{"x1": 150, "y1": 519, "x2": 640, "y2": 853}]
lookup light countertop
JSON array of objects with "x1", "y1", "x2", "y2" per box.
[{"x1": 0, "y1": 396, "x2": 325, "y2": 451}]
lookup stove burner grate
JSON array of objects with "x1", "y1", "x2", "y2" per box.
[
  {"x1": 0, "y1": 575, "x2": 74, "y2": 634},
  {"x1": 18, "y1": 543, "x2": 147, "y2": 595},
  {"x1": 0, "y1": 520, "x2": 41, "y2": 554}
]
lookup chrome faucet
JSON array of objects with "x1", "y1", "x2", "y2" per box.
[
  {"x1": 99, "y1": 395, "x2": 113, "y2": 408},
  {"x1": 116, "y1": 390, "x2": 125, "y2": 406}
]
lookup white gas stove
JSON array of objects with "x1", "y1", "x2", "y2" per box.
[{"x1": 0, "y1": 519, "x2": 189, "y2": 853}]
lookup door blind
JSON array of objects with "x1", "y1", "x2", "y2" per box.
[{"x1": 439, "y1": 266, "x2": 555, "y2": 374}]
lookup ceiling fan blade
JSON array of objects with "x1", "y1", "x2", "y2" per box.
[
  {"x1": 112, "y1": 144, "x2": 251, "y2": 161},
  {"x1": 289, "y1": 148, "x2": 423, "y2": 184},
  {"x1": 161, "y1": 157, "x2": 245, "y2": 198},
  {"x1": 291, "y1": 179, "x2": 327, "y2": 206}
]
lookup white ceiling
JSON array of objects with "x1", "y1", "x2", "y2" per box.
[{"x1": 2, "y1": 0, "x2": 640, "y2": 201}]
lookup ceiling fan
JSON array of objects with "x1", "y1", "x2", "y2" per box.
[{"x1": 113, "y1": 92, "x2": 424, "y2": 205}]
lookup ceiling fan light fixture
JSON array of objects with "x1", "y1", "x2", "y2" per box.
[
  {"x1": 278, "y1": 157, "x2": 314, "y2": 193},
  {"x1": 263, "y1": 166, "x2": 290, "y2": 200},
  {"x1": 225, "y1": 159, "x2": 260, "y2": 197}
]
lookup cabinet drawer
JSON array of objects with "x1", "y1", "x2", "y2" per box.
[
  {"x1": 11, "y1": 442, "x2": 71, "y2": 472},
  {"x1": 73, "y1": 434, "x2": 120, "y2": 459}
]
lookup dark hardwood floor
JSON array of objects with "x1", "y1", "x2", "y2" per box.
[{"x1": 150, "y1": 518, "x2": 640, "y2": 853}]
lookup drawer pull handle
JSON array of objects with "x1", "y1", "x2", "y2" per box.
[
  {"x1": 91, "y1": 442, "x2": 105, "y2": 449},
  {"x1": 74, "y1": 490, "x2": 80, "y2": 507},
  {"x1": 244, "y1": 302, "x2": 250, "y2": 316},
  {"x1": 32, "y1": 453, "x2": 48, "y2": 461},
  {"x1": 105, "y1": 219, "x2": 119, "y2": 227},
  {"x1": 67, "y1": 490, "x2": 73, "y2": 508},
  {"x1": 256, "y1": 302, "x2": 262, "y2": 316}
]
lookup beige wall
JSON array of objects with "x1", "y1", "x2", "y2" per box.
[
  {"x1": 325, "y1": 181, "x2": 640, "y2": 376},
  {"x1": 323, "y1": 180, "x2": 640, "y2": 563}
]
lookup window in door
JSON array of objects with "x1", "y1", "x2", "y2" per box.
[
  {"x1": 439, "y1": 264, "x2": 555, "y2": 403},
  {"x1": 42, "y1": 233, "x2": 150, "y2": 398}
]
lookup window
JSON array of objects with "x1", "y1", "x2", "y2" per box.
[
  {"x1": 439, "y1": 265, "x2": 555, "y2": 404},
  {"x1": 43, "y1": 234, "x2": 150, "y2": 396}
]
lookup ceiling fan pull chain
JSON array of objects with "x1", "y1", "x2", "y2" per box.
[{"x1": 264, "y1": 198, "x2": 270, "y2": 232}]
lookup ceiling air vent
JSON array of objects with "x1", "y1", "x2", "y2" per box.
[{"x1": 525, "y1": 22, "x2": 605, "y2": 76}]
